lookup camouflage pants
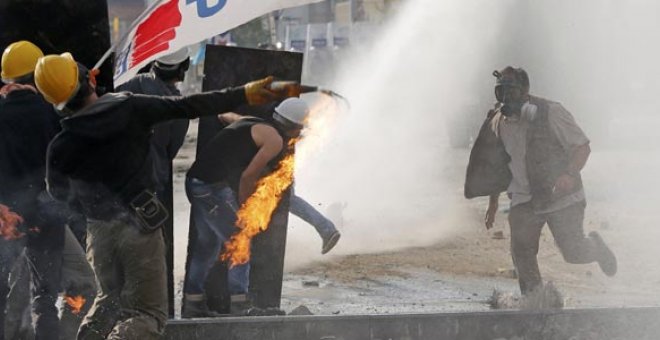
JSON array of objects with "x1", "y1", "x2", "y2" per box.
[{"x1": 78, "y1": 217, "x2": 167, "y2": 340}]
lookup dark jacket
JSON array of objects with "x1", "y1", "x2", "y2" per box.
[
  {"x1": 464, "y1": 96, "x2": 582, "y2": 211},
  {"x1": 47, "y1": 89, "x2": 246, "y2": 219},
  {"x1": 464, "y1": 108, "x2": 512, "y2": 199},
  {"x1": 117, "y1": 72, "x2": 189, "y2": 195},
  {"x1": 0, "y1": 89, "x2": 63, "y2": 247},
  {"x1": 0, "y1": 89, "x2": 60, "y2": 220}
]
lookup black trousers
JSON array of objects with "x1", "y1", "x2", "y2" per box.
[{"x1": 509, "y1": 201, "x2": 598, "y2": 294}]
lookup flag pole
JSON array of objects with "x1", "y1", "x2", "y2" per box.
[{"x1": 93, "y1": 0, "x2": 165, "y2": 70}]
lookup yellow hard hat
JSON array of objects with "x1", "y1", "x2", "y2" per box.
[
  {"x1": 1, "y1": 40, "x2": 44, "y2": 82},
  {"x1": 35, "y1": 53, "x2": 80, "y2": 109}
]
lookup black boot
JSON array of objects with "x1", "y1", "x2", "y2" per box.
[
  {"x1": 182, "y1": 295, "x2": 222, "y2": 318},
  {"x1": 229, "y1": 294, "x2": 252, "y2": 315},
  {"x1": 589, "y1": 231, "x2": 617, "y2": 276}
]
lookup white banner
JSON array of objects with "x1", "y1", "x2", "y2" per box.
[{"x1": 113, "y1": 0, "x2": 322, "y2": 86}]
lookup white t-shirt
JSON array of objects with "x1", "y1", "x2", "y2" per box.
[{"x1": 496, "y1": 100, "x2": 590, "y2": 213}]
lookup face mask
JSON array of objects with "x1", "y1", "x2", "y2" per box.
[
  {"x1": 500, "y1": 101, "x2": 525, "y2": 117},
  {"x1": 495, "y1": 85, "x2": 524, "y2": 116}
]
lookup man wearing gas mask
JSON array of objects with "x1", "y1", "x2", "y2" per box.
[{"x1": 464, "y1": 66, "x2": 617, "y2": 297}]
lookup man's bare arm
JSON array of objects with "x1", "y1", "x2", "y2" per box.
[
  {"x1": 555, "y1": 143, "x2": 590, "y2": 194},
  {"x1": 238, "y1": 124, "x2": 283, "y2": 204},
  {"x1": 567, "y1": 143, "x2": 590, "y2": 175},
  {"x1": 485, "y1": 193, "x2": 499, "y2": 230},
  {"x1": 217, "y1": 112, "x2": 248, "y2": 125}
]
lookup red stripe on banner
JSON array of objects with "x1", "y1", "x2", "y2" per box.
[
  {"x1": 132, "y1": 30, "x2": 177, "y2": 64},
  {"x1": 130, "y1": 0, "x2": 182, "y2": 67}
]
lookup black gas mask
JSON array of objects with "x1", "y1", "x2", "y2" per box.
[
  {"x1": 493, "y1": 68, "x2": 529, "y2": 117},
  {"x1": 495, "y1": 84, "x2": 525, "y2": 116}
]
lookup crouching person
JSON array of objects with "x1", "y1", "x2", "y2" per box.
[
  {"x1": 183, "y1": 98, "x2": 310, "y2": 317},
  {"x1": 35, "y1": 52, "x2": 290, "y2": 339}
]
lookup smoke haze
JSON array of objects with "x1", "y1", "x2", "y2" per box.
[
  {"x1": 288, "y1": 0, "x2": 513, "y2": 266},
  {"x1": 287, "y1": 0, "x2": 660, "y2": 305}
]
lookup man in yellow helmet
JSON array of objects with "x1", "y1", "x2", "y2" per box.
[
  {"x1": 36, "y1": 51, "x2": 294, "y2": 339},
  {"x1": 1, "y1": 40, "x2": 43, "y2": 84},
  {"x1": 0, "y1": 40, "x2": 95, "y2": 340}
]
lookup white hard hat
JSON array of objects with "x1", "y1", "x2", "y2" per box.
[
  {"x1": 155, "y1": 48, "x2": 190, "y2": 68},
  {"x1": 274, "y1": 98, "x2": 310, "y2": 128}
]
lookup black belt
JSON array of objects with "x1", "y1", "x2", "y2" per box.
[{"x1": 188, "y1": 177, "x2": 229, "y2": 189}]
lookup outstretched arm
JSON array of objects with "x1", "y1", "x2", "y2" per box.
[
  {"x1": 132, "y1": 76, "x2": 285, "y2": 127},
  {"x1": 131, "y1": 87, "x2": 247, "y2": 127}
]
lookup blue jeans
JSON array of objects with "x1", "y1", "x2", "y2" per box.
[
  {"x1": 185, "y1": 177, "x2": 249, "y2": 295},
  {"x1": 289, "y1": 194, "x2": 337, "y2": 239}
]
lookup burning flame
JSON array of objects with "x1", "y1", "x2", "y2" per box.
[
  {"x1": 220, "y1": 94, "x2": 345, "y2": 267},
  {"x1": 0, "y1": 204, "x2": 25, "y2": 240},
  {"x1": 295, "y1": 94, "x2": 340, "y2": 165},
  {"x1": 65, "y1": 295, "x2": 86, "y2": 315},
  {"x1": 221, "y1": 149, "x2": 296, "y2": 267}
]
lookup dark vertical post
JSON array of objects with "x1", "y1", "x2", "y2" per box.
[{"x1": 249, "y1": 189, "x2": 291, "y2": 308}]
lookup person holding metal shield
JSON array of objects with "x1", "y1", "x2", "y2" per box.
[
  {"x1": 218, "y1": 107, "x2": 341, "y2": 255},
  {"x1": 183, "y1": 98, "x2": 311, "y2": 317}
]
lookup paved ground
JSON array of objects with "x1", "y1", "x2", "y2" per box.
[{"x1": 170, "y1": 122, "x2": 660, "y2": 317}]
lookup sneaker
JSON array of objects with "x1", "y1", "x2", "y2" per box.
[
  {"x1": 589, "y1": 231, "x2": 617, "y2": 277},
  {"x1": 182, "y1": 298, "x2": 223, "y2": 318},
  {"x1": 321, "y1": 231, "x2": 341, "y2": 255}
]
